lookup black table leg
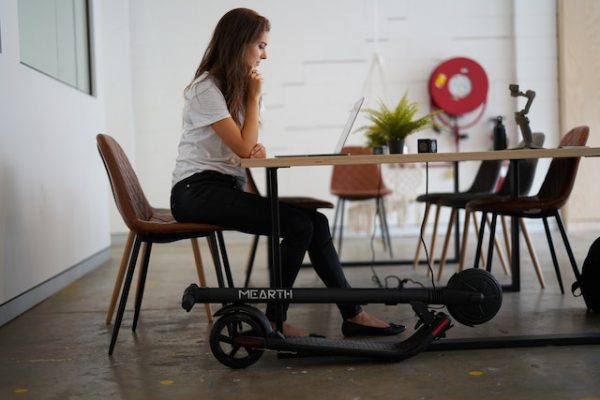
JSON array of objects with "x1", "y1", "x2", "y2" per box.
[
  {"x1": 266, "y1": 167, "x2": 284, "y2": 333},
  {"x1": 504, "y1": 159, "x2": 521, "y2": 292}
]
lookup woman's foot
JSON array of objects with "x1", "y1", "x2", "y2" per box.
[
  {"x1": 347, "y1": 310, "x2": 390, "y2": 328},
  {"x1": 342, "y1": 311, "x2": 405, "y2": 337}
]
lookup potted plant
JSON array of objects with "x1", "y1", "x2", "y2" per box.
[{"x1": 361, "y1": 93, "x2": 436, "y2": 154}]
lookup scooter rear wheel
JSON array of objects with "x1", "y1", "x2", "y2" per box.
[
  {"x1": 446, "y1": 269, "x2": 502, "y2": 326},
  {"x1": 209, "y1": 313, "x2": 265, "y2": 369}
]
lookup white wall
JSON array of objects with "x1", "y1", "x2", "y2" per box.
[
  {"x1": 100, "y1": 0, "x2": 136, "y2": 234},
  {"x1": 0, "y1": 1, "x2": 110, "y2": 309},
  {"x1": 119, "y1": 0, "x2": 559, "y2": 235}
]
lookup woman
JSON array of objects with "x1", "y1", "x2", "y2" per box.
[{"x1": 170, "y1": 8, "x2": 404, "y2": 337}]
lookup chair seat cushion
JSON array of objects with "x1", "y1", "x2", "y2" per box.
[
  {"x1": 415, "y1": 192, "x2": 453, "y2": 203},
  {"x1": 466, "y1": 195, "x2": 562, "y2": 217},
  {"x1": 131, "y1": 208, "x2": 223, "y2": 237},
  {"x1": 280, "y1": 196, "x2": 334, "y2": 209},
  {"x1": 331, "y1": 187, "x2": 392, "y2": 199},
  {"x1": 437, "y1": 192, "x2": 498, "y2": 208}
]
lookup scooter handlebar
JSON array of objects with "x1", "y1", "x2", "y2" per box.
[{"x1": 182, "y1": 283, "x2": 199, "y2": 312}]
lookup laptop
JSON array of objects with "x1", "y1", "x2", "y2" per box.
[{"x1": 275, "y1": 97, "x2": 364, "y2": 158}]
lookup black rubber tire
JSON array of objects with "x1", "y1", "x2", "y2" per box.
[
  {"x1": 446, "y1": 269, "x2": 503, "y2": 326},
  {"x1": 209, "y1": 313, "x2": 265, "y2": 369}
]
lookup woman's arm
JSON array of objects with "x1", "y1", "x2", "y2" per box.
[{"x1": 211, "y1": 69, "x2": 266, "y2": 158}]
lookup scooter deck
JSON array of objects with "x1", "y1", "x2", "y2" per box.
[{"x1": 240, "y1": 315, "x2": 451, "y2": 361}]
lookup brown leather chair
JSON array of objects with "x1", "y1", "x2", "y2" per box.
[
  {"x1": 467, "y1": 126, "x2": 590, "y2": 293},
  {"x1": 330, "y1": 146, "x2": 393, "y2": 257},
  {"x1": 243, "y1": 169, "x2": 334, "y2": 287},
  {"x1": 97, "y1": 133, "x2": 232, "y2": 355}
]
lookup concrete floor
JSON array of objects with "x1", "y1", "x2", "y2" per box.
[{"x1": 1, "y1": 228, "x2": 600, "y2": 399}]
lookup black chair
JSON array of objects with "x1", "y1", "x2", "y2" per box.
[
  {"x1": 412, "y1": 158, "x2": 503, "y2": 271},
  {"x1": 468, "y1": 126, "x2": 589, "y2": 293}
]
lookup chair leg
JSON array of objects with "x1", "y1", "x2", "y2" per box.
[
  {"x1": 207, "y1": 234, "x2": 226, "y2": 288},
  {"x1": 473, "y1": 212, "x2": 487, "y2": 269},
  {"x1": 337, "y1": 199, "x2": 346, "y2": 257},
  {"x1": 378, "y1": 197, "x2": 393, "y2": 258},
  {"x1": 217, "y1": 231, "x2": 234, "y2": 288},
  {"x1": 486, "y1": 215, "x2": 510, "y2": 276},
  {"x1": 331, "y1": 198, "x2": 341, "y2": 242},
  {"x1": 106, "y1": 231, "x2": 135, "y2": 325},
  {"x1": 428, "y1": 203, "x2": 442, "y2": 273},
  {"x1": 244, "y1": 235, "x2": 260, "y2": 288},
  {"x1": 472, "y1": 212, "x2": 487, "y2": 267},
  {"x1": 542, "y1": 217, "x2": 565, "y2": 294},
  {"x1": 132, "y1": 242, "x2": 152, "y2": 332},
  {"x1": 554, "y1": 210, "x2": 580, "y2": 288},
  {"x1": 501, "y1": 216, "x2": 512, "y2": 261},
  {"x1": 485, "y1": 214, "x2": 498, "y2": 272},
  {"x1": 458, "y1": 210, "x2": 471, "y2": 272},
  {"x1": 109, "y1": 235, "x2": 142, "y2": 355},
  {"x1": 413, "y1": 202, "x2": 431, "y2": 270},
  {"x1": 519, "y1": 219, "x2": 546, "y2": 289},
  {"x1": 437, "y1": 208, "x2": 457, "y2": 281},
  {"x1": 191, "y1": 238, "x2": 213, "y2": 323}
]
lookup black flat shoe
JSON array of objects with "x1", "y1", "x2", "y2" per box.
[{"x1": 341, "y1": 320, "x2": 406, "y2": 337}]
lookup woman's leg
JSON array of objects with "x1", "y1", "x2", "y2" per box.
[
  {"x1": 172, "y1": 173, "x2": 400, "y2": 333},
  {"x1": 304, "y1": 210, "x2": 361, "y2": 319},
  {"x1": 171, "y1": 174, "x2": 315, "y2": 321}
]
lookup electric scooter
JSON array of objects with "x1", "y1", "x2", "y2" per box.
[{"x1": 181, "y1": 268, "x2": 502, "y2": 368}]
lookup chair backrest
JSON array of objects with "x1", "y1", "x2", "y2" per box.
[
  {"x1": 96, "y1": 133, "x2": 153, "y2": 232},
  {"x1": 466, "y1": 159, "x2": 504, "y2": 194},
  {"x1": 330, "y1": 146, "x2": 390, "y2": 196},
  {"x1": 497, "y1": 132, "x2": 546, "y2": 196},
  {"x1": 536, "y1": 126, "x2": 589, "y2": 205}
]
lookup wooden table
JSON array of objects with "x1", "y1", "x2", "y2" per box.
[{"x1": 243, "y1": 146, "x2": 600, "y2": 291}]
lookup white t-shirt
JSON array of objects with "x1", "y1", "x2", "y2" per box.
[{"x1": 172, "y1": 72, "x2": 247, "y2": 188}]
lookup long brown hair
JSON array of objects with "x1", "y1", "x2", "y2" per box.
[{"x1": 187, "y1": 8, "x2": 270, "y2": 127}]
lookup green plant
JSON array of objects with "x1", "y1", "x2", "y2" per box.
[{"x1": 361, "y1": 93, "x2": 436, "y2": 148}]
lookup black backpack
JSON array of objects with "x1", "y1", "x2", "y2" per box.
[{"x1": 572, "y1": 237, "x2": 600, "y2": 313}]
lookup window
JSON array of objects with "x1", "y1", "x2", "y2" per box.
[{"x1": 18, "y1": 0, "x2": 92, "y2": 94}]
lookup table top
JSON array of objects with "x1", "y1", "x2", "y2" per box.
[{"x1": 241, "y1": 146, "x2": 600, "y2": 168}]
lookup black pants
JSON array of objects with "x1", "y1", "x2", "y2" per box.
[{"x1": 170, "y1": 170, "x2": 362, "y2": 321}]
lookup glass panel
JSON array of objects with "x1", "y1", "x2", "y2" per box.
[{"x1": 18, "y1": 0, "x2": 91, "y2": 94}]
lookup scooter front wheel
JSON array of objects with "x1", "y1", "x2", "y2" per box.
[
  {"x1": 446, "y1": 268, "x2": 503, "y2": 326},
  {"x1": 209, "y1": 312, "x2": 265, "y2": 369}
]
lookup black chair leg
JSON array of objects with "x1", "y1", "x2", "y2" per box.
[
  {"x1": 109, "y1": 235, "x2": 142, "y2": 355},
  {"x1": 542, "y1": 216, "x2": 565, "y2": 294},
  {"x1": 217, "y1": 231, "x2": 234, "y2": 288},
  {"x1": 473, "y1": 212, "x2": 488, "y2": 269},
  {"x1": 132, "y1": 241, "x2": 152, "y2": 332},
  {"x1": 485, "y1": 213, "x2": 498, "y2": 272},
  {"x1": 554, "y1": 210, "x2": 582, "y2": 283},
  {"x1": 207, "y1": 233, "x2": 226, "y2": 289},
  {"x1": 244, "y1": 235, "x2": 260, "y2": 288}
]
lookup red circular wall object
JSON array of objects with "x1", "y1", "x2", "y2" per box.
[{"x1": 429, "y1": 57, "x2": 488, "y2": 117}]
